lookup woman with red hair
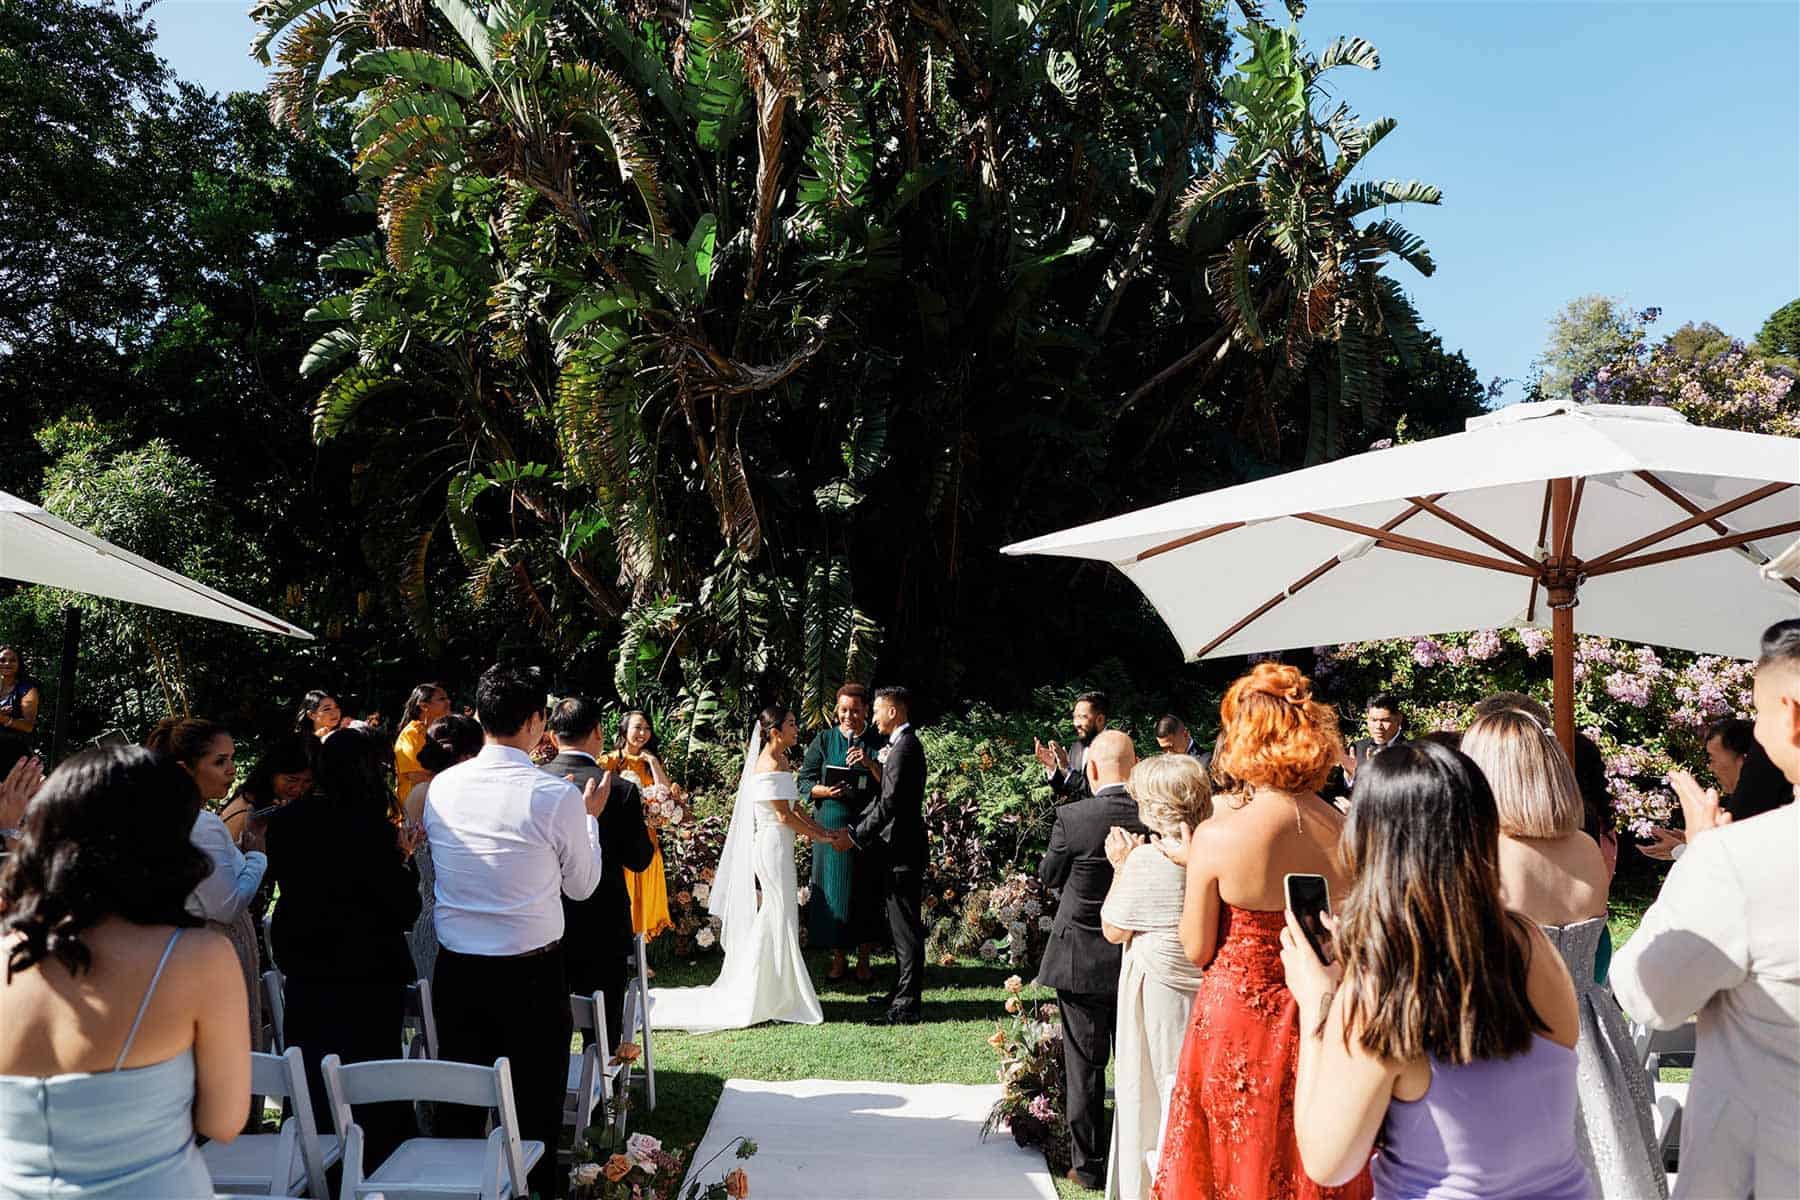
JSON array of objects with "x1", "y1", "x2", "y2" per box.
[{"x1": 1152, "y1": 663, "x2": 1371, "y2": 1200}]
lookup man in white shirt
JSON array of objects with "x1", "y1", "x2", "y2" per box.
[
  {"x1": 423, "y1": 663, "x2": 608, "y2": 1199},
  {"x1": 1611, "y1": 619, "x2": 1800, "y2": 1199}
]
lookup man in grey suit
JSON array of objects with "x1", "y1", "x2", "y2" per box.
[
  {"x1": 542, "y1": 696, "x2": 654, "y2": 1053},
  {"x1": 1033, "y1": 691, "x2": 1108, "y2": 799}
]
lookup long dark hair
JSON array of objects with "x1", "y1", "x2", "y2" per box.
[
  {"x1": 0, "y1": 746, "x2": 209, "y2": 980},
  {"x1": 295, "y1": 689, "x2": 338, "y2": 735},
  {"x1": 619, "y1": 708, "x2": 659, "y2": 754},
  {"x1": 402, "y1": 683, "x2": 447, "y2": 728},
  {"x1": 1334, "y1": 740, "x2": 1547, "y2": 1065},
  {"x1": 232, "y1": 733, "x2": 317, "y2": 806},
  {"x1": 311, "y1": 727, "x2": 393, "y2": 820}
]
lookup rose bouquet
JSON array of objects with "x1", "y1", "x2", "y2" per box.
[{"x1": 568, "y1": 1130, "x2": 758, "y2": 1200}]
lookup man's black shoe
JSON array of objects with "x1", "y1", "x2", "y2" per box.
[
  {"x1": 877, "y1": 1005, "x2": 922, "y2": 1025},
  {"x1": 866, "y1": 992, "x2": 894, "y2": 1007}
]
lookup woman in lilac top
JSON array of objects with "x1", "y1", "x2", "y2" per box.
[{"x1": 1278, "y1": 741, "x2": 1594, "y2": 1199}]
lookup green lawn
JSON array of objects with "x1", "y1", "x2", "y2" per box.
[{"x1": 620, "y1": 874, "x2": 1670, "y2": 1200}]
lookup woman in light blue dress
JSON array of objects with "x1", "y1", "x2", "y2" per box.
[{"x1": 0, "y1": 745, "x2": 252, "y2": 1198}]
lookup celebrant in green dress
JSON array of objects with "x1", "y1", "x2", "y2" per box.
[{"x1": 799, "y1": 683, "x2": 888, "y2": 982}]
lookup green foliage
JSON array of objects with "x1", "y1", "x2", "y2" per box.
[
  {"x1": 1755, "y1": 297, "x2": 1800, "y2": 361},
  {"x1": 1529, "y1": 294, "x2": 1642, "y2": 400}
]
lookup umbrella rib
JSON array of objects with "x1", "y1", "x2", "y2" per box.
[
  {"x1": 1404, "y1": 496, "x2": 1539, "y2": 568},
  {"x1": 1135, "y1": 522, "x2": 1246, "y2": 563},
  {"x1": 1556, "y1": 477, "x2": 1586, "y2": 563},
  {"x1": 1291, "y1": 513, "x2": 1537, "y2": 576},
  {"x1": 1586, "y1": 478, "x2": 1796, "y2": 571},
  {"x1": 1527, "y1": 481, "x2": 1553, "y2": 624},
  {"x1": 1585, "y1": 520, "x2": 1800, "y2": 577},
  {"x1": 1191, "y1": 501, "x2": 1433, "y2": 659}
]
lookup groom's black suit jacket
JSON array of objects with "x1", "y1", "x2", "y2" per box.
[
  {"x1": 851, "y1": 725, "x2": 927, "y2": 869},
  {"x1": 542, "y1": 751, "x2": 654, "y2": 987}
]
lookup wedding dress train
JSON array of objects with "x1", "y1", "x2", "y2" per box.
[{"x1": 647, "y1": 769, "x2": 824, "y2": 1032}]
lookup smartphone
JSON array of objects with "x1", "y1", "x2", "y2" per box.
[
  {"x1": 1283, "y1": 872, "x2": 1334, "y2": 966},
  {"x1": 249, "y1": 804, "x2": 283, "y2": 821}
]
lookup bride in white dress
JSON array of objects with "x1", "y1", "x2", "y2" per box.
[{"x1": 649, "y1": 706, "x2": 831, "y2": 1032}]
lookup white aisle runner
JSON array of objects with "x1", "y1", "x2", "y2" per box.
[{"x1": 678, "y1": 1078, "x2": 1058, "y2": 1200}]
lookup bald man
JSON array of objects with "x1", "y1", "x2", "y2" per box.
[{"x1": 1036, "y1": 728, "x2": 1149, "y2": 1190}]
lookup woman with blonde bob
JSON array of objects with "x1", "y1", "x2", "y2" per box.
[
  {"x1": 1100, "y1": 754, "x2": 1212, "y2": 1200},
  {"x1": 1152, "y1": 663, "x2": 1368, "y2": 1200},
  {"x1": 1460, "y1": 710, "x2": 1665, "y2": 1199}
]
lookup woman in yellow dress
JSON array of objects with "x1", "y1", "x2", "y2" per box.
[{"x1": 600, "y1": 711, "x2": 676, "y2": 948}]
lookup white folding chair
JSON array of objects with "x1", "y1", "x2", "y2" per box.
[
  {"x1": 621, "y1": 933, "x2": 656, "y2": 1112},
  {"x1": 263, "y1": 970, "x2": 287, "y2": 1054},
  {"x1": 565, "y1": 991, "x2": 627, "y2": 1155},
  {"x1": 403, "y1": 977, "x2": 440, "y2": 1060},
  {"x1": 201, "y1": 1046, "x2": 340, "y2": 1198},
  {"x1": 322, "y1": 1055, "x2": 543, "y2": 1200}
]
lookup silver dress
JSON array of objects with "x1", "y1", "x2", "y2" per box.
[{"x1": 1542, "y1": 918, "x2": 1668, "y2": 1200}]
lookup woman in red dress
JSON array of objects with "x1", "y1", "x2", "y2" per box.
[{"x1": 1152, "y1": 663, "x2": 1371, "y2": 1200}]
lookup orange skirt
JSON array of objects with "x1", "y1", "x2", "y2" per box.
[{"x1": 624, "y1": 827, "x2": 673, "y2": 939}]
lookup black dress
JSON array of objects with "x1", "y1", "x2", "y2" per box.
[{"x1": 0, "y1": 675, "x2": 39, "y2": 775}]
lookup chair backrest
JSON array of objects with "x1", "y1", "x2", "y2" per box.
[
  {"x1": 403, "y1": 978, "x2": 439, "y2": 1059},
  {"x1": 247, "y1": 1047, "x2": 332, "y2": 1200},
  {"x1": 323, "y1": 1055, "x2": 530, "y2": 1198},
  {"x1": 263, "y1": 970, "x2": 286, "y2": 1053},
  {"x1": 568, "y1": 990, "x2": 611, "y2": 1050}
]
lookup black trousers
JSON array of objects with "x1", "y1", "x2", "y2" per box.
[
  {"x1": 1057, "y1": 989, "x2": 1117, "y2": 1186},
  {"x1": 282, "y1": 975, "x2": 413, "y2": 1167},
  {"x1": 566, "y1": 934, "x2": 629, "y2": 1056},
  {"x1": 434, "y1": 944, "x2": 574, "y2": 1199},
  {"x1": 885, "y1": 857, "x2": 926, "y2": 1007}
]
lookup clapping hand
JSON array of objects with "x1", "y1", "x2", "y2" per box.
[
  {"x1": 1668, "y1": 769, "x2": 1731, "y2": 839},
  {"x1": 0, "y1": 755, "x2": 45, "y2": 830},
  {"x1": 1033, "y1": 737, "x2": 1069, "y2": 773},
  {"x1": 582, "y1": 771, "x2": 613, "y2": 819},
  {"x1": 1105, "y1": 825, "x2": 1146, "y2": 869},
  {"x1": 1638, "y1": 826, "x2": 1686, "y2": 861},
  {"x1": 1156, "y1": 820, "x2": 1193, "y2": 868}
]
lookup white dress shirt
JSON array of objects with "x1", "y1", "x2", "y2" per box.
[
  {"x1": 186, "y1": 810, "x2": 267, "y2": 924},
  {"x1": 422, "y1": 744, "x2": 602, "y2": 956},
  {"x1": 1610, "y1": 803, "x2": 1799, "y2": 1198}
]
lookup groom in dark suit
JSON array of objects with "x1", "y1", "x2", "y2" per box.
[
  {"x1": 544, "y1": 696, "x2": 655, "y2": 1052},
  {"x1": 832, "y1": 685, "x2": 928, "y2": 1025},
  {"x1": 1036, "y1": 729, "x2": 1147, "y2": 1190}
]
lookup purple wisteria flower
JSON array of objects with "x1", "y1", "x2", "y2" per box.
[
  {"x1": 1411, "y1": 638, "x2": 1446, "y2": 668},
  {"x1": 1604, "y1": 672, "x2": 1653, "y2": 708},
  {"x1": 1519, "y1": 627, "x2": 1551, "y2": 658},
  {"x1": 1467, "y1": 629, "x2": 1504, "y2": 661}
]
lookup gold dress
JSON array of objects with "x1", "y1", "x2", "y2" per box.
[{"x1": 600, "y1": 751, "x2": 673, "y2": 939}]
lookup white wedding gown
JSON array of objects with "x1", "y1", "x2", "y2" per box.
[{"x1": 648, "y1": 770, "x2": 824, "y2": 1032}]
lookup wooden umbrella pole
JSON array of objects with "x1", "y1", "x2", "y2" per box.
[{"x1": 1548, "y1": 477, "x2": 1579, "y2": 756}]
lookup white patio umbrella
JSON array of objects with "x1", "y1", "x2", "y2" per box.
[
  {"x1": 1001, "y1": 401, "x2": 1800, "y2": 752},
  {"x1": 1, "y1": 489, "x2": 312, "y2": 639}
]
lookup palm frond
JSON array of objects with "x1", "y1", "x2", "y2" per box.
[
  {"x1": 268, "y1": 10, "x2": 337, "y2": 131},
  {"x1": 299, "y1": 328, "x2": 360, "y2": 379},
  {"x1": 551, "y1": 63, "x2": 670, "y2": 238},
  {"x1": 350, "y1": 49, "x2": 483, "y2": 100},
  {"x1": 1341, "y1": 178, "x2": 1441, "y2": 215},
  {"x1": 312, "y1": 366, "x2": 399, "y2": 441},
  {"x1": 1316, "y1": 36, "x2": 1380, "y2": 72}
]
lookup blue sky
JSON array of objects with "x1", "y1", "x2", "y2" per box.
[{"x1": 150, "y1": 0, "x2": 1798, "y2": 398}]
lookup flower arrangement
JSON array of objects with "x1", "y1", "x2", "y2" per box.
[
  {"x1": 643, "y1": 782, "x2": 688, "y2": 829},
  {"x1": 926, "y1": 872, "x2": 1053, "y2": 968},
  {"x1": 568, "y1": 1128, "x2": 758, "y2": 1200},
  {"x1": 981, "y1": 974, "x2": 1069, "y2": 1174}
]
